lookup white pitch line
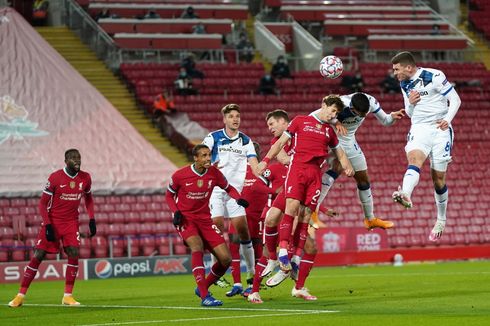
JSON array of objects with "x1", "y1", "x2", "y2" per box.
[
  {"x1": 23, "y1": 303, "x2": 339, "y2": 314},
  {"x1": 78, "y1": 310, "x2": 337, "y2": 326},
  {"x1": 312, "y1": 271, "x2": 490, "y2": 279}
]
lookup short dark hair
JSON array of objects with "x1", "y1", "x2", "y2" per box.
[
  {"x1": 351, "y1": 93, "x2": 370, "y2": 114},
  {"x1": 221, "y1": 103, "x2": 240, "y2": 116},
  {"x1": 192, "y1": 144, "x2": 210, "y2": 157},
  {"x1": 391, "y1": 51, "x2": 416, "y2": 66},
  {"x1": 65, "y1": 148, "x2": 79, "y2": 160},
  {"x1": 266, "y1": 109, "x2": 289, "y2": 122},
  {"x1": 322, "y1": 95, "x2": 344, "y2": 111}
]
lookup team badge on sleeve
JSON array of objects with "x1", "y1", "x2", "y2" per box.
[
  {"x1": 43, "y1": 181, "x2": 50, "y2": 190},
  {"x1": 263, "y1": 169, "x2": 271, "y2": 178}
]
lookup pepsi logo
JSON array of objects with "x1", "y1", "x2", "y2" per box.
[{"x1": 94, "y1": 260, "x2": 112, "y2": 279}]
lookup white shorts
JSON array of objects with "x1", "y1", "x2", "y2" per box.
[
  {"x1": 405, "y1": 123, "x2": 454, "y2": 172},
  {"x1": 339, "y1": 140, "x2": 367, "y2": 172},
  {"x1": 209, "y1": 188, "x2": 246, "y2": 219}
]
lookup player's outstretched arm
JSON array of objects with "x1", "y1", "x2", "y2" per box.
[
  {"x1": 332, "y1": 146, "x2": 354, "y2": 177},
  {"x1": 257, "y1": 132, "x2": 289, "y2": 174}
]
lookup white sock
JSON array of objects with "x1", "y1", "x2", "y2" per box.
[
  {"x1": 358, "y1": 187, "x2": 374, "y2": 219},
  {"x1": 402, "y1": 165, "x2": 420, "y2": 198},
  {"x1": 318, "y1": 170, "x2": 338, "y2": 210},
  {"x1": 434, "y1": 186, "x2": 448, "y2": 222},
  {"x1": 240, "y1": 240, "x2": 255, "y2": 275}
]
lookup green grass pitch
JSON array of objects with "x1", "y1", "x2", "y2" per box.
[{"x1": 1, "y1": 260, "x2": 489, "y2": 325}]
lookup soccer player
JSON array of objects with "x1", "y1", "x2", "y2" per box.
[
  {"x1": 257, "y1": 95, "x2": 354, "y2": 277},
  {"x1": 390, "y1": 51, "x2": 461, "y2": 241},
  {"x1": 202, "y1": 104, "x2": 258, "y2": 283},
  {"x1": 166, "y1": 144, "x2": 249, "y2": 306},
  {"x1": 313, "y1": 92, "x2": 405, "y2": 230},
  {"x1": 8, "y1": 149, "x2": 97, "y2": 307},
  {"x1": 227, "y1": 142, "x2": 273, "y2": 296}
]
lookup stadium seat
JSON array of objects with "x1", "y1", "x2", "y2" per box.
[
  {"x1": 79, "y1": 237, "x2": 92, "y2": 258},
  {"x1": 140, "y1": 236, "x2": 156, "y2": 256},
  {"x1": 156, "y1": 236, "x2": 170, "y2": 256}
]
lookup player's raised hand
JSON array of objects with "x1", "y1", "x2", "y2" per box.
[
  {"x1": 335, "y1": 121, "x2": 347, "y2": 136},
  {"x1": 436, "y1": 119, "x2": 449, "y2": 130},
  {"x1": 173, "y1": 211, "x2": 184, "y2": 230},
  {"x1": 45, "y1": 224, "x2": 56, "y2": 242},
  {"x1": 89, "y1": 219, "x2": 97, "y2": 237},
  {"x1": 408, "y1": 90, "x2": 421, "y2": 105},
  {"x1": 391, "y1": 109, "x2": 405, "y2": 120},
  {"x1": 236, "y1": 198, "x2": 249, "y2": 208}
]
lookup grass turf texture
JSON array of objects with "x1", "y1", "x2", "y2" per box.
[{"x1": 1, "y1": 260, "x2": 489, "y2": 325}]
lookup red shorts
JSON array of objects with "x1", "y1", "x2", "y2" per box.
[
  {"x1": 284, "y1": 163, "x2": 322, "y2": 211},
  {"x1": 178, "y1": 218, "x2": 225, "y2": 251},
  {"x1": 271, "y1": 191, "x2": 286, "y2": 212},
  {"x1": 228, "y1": 214, "x2": 264, "y2": 239},
  {"x1": 35, "y1": 222, "x2": 80, "y2": 254}
]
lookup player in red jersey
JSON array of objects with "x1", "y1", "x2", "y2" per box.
[
  {"x1": 8, "y1": 149, "x2": 96, "y2": 308},
  {"x1": 226, "y1": 142, "x2": 274, "y2": 296},
  {"x1": 257, "y1": 95, "x2": 354, "y2": 273},
  {"x1": 166, "y1": 144, "x2": 249, "y2": 307}
]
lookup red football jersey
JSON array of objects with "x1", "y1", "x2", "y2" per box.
[
  {"x1": 286, "y1": 115, "x2": 338, "y2": 166},
  {"x1": 167, "y1": 165, "x2": 229, "y2": 220},
  {"x1": 242, "y1": 165, "x2": 271, "y2": 219},
  {"x1": 43, "y1": 168, "x2": 92, "y2": 223}
]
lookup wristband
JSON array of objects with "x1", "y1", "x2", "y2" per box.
[{"x1": 262, "y1": 157, "x2": 271, "y2": 165}]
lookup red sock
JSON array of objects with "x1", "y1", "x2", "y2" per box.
[
  {"x1": 229, "y1": 242, "x2": 241, "y2": 284},
  {"x1": 64, "y1": 257, "x2": 79, "y2": 294},
  {"x1": 295, "y1": 252, "x2": 316, "y2": 289},
  {"x1": 252, "y1": 256, "x2": 267, "y2": 293},
  {"x1": 204, "y1": 262, "x2": 229, "y2": 288},
  {"x1": 253, "y1": 241, "x2": 263, "y2": 262},
  {"x1": 191, "y1": 251, "x2": 207, "y2": 299},
  {"x1": 20, "y1": 257, "x2": 41, "y2": 295},
  {"x1": 287, "y1": 241, "x2": 296, "y2": 259},
  {"x1": 279, "y1": 214, "x2": 295, "y2": 248},
  {"x1": 293, "y1": 222, "x2": 309, "y2": 254},
  {"x1": 264, "y1": 225, "x2": 278, "y2": 260}
]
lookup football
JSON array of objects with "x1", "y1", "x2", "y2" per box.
[{"x1": 319, "y1": 55, "x2": 343, "y2": 79}]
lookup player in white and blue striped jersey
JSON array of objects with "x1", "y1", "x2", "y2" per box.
[
  {"x1": 202, "y1": 103, "x2": 258, "y2": 293},
  {"x1": 390, "y1": 51, "x2": 461, "y2": 242},
  {"x1": 311, "y1": 93, "x2": 405, "y2": 230}
]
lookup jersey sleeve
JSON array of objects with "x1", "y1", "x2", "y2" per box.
[
  {"x1": 244, "y1": 138, "x2": 257, "y2": 159},
  {"x1": 167, "y1": 173, "x2": 180, "y2": 194},
  {"x1": 84, "y1": 174, "x2": 92, "y2": 193},
  {"x1": 284, "y1": 117, "x2": 299, "y2": 138},
  {"x1": 43, "y1": 173, "x2": 56, "y2": 196},
  {"x1": 434, "y1": 70, "x2": 453, "y2": 96},
  {"x1": 213, "y1": 167, "x2": 230, "y2": 190},
  {"x1": 202, "y1": 132, "x2": 215, "y2": 150}
]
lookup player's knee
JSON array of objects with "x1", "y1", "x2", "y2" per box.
[
  {"x1": 64, "y1": 246, "x2": 79, "y2": 258},
  {"x1": 229, "y1": 233, "x2": 241, "y2": 244},
  {"x1": 33, "y1": 249, "x2": 46, "y2": 261},
  {"x1": 220, "y1": 254, "x2": 232, "y2": 267},
  {"x1": 357, "y1": 182, "x2": 370, "y2": 191},
  {"x1": 304, "y1": 239, "x2": 317, "y2": 255}
]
